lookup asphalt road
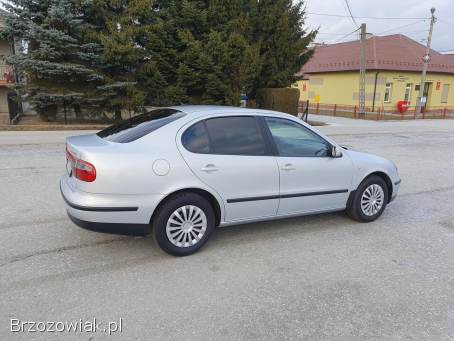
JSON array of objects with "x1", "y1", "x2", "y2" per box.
[{"x1": 1, "y1": 117, "x2": 453, "y2": 340}]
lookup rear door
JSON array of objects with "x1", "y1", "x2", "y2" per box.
[{"x1": 177, "y1": 115, "x2": 280, "y2": 222}]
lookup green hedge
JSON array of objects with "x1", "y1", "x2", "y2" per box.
[{"x1": 255, "y1": 88, "x2": 300, "y2": 115}]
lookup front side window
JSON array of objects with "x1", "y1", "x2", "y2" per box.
[
  {"x1": 97, "y1": 109, "x2": 185, "y2": 143},
  {"x1": 265, "y1": 117, "x2": 330, "y2": 157},
  {"x1": 205, "y1": 116, "x2": 266, "y2": 156},
  {"x1": 384, "y1": 83, "x2": 392, "y2": 103}
]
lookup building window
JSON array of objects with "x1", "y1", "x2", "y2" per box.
[
  {"x1": 384, "y1": 83, "x2": 392, "y2": 103},
  {"x1": 404, "y1": 83, "x2": 412, "y2": 102},
  {"x1": 415, "y1": 84, "x2": 420, "y2": 92},
  {"x1": 441, "y1": 84, "x2": 450, "y2": 103}
]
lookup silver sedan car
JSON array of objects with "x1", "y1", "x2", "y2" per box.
[{"x1": 61, "y1": 105, "x2": 401, "y2": 256}]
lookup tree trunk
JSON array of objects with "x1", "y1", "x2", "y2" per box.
[{"x1": 114, "y1": 108, "x2": 122, "y2": 121}]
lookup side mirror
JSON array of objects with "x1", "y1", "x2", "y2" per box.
[{"x1": 330, "y1": 145, "x2": 343, "y2": 158}]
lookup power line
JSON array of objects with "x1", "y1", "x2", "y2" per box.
[
  {"x1": 376, "y1": 19, "x2": 427, "y2": 35},
  {"x1": 317, "y1": 32, "x2": 358, "y2": 36},
  {"x1": 398, "y1": 29, "x2": 429, "y2": 34},
  {"x1": 438, "y1": 19, "x2": 454, "y2": 28},
  {"x1": 333, "y1": 27, "x2": 360, "y2": 43},
  {"x1": 342, "y1": 0, "x2": 359, "y2": 28},
  {"x1": 314, "y1": 28, "x2": 359, "y2": 44},
  {"x1": 307, "y1": 12, "x2": 429, "y2": 20}
]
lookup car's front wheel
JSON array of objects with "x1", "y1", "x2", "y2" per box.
[
  {"x1": 347, "y1": 175, "x2": 388, "y2": 222},
  {"x1": 152, "y1": 193, "x2": 215, "y2": 256}
]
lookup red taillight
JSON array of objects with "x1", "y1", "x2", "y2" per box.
[
  {"x1": 74, "y1": 159, "x2": 97, "y2": 182},
  {"x1": 66, "y1": 146, "x2": 97, "y2": 182}
]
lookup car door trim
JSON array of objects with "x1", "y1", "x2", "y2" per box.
[{"x1": 227, "y1": 189, "x2": 348, "y2": 203}]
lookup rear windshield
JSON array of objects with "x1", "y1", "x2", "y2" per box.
[{"x1": 97, "y1": 109, "x2": 185, "y2": 143}]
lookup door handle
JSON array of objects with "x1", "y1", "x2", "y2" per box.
[
  {"x1": 200, "y1": 164, "x2": 218, "y2": 173},
  {"x1": 281, "y1": 163, "x2": 296, "y2": 171}
]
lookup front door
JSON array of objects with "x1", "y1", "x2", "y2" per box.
[
  {"x1": 178, "y1": 115, "x2": 279, "y2": 222},
  {"x1": 263, "y1": 116, "x2": 353, "y2": 215}
]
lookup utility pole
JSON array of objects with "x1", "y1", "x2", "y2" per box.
[
  {"x1": 415, "y1": 8, "x2": 436, "y2": 116},
  {"x1": 358, "y1": 23, "x2": 367, "y2": 117}
]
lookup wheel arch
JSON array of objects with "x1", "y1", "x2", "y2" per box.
[{"x1": 150, "y1": 188, "x2": 223, "y2": 228}]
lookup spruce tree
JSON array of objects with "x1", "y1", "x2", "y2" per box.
[
  {"x1": 1, "y1": 0, "x2": 316, "y2": 116},
  {"x1": 1, "y1": 0, "x2": 105, "y2": 119}
]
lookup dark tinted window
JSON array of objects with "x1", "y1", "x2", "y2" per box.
[
  {"x1": 265, "y1": 117, "x2": 330, "y2": 157},
  {"x1": 182, "y1": 122, "x2": 210, "y2": 153},
  {"x1": 97, "y1": 109, "x2": 185, "y2": 143},
  {"x1": 205, "y1": 116, "x2": 266, "y2": 156}
]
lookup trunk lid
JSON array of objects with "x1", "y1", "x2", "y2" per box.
[{"x1": 65, "y1": 134, "x2": 110, "y2": 190}]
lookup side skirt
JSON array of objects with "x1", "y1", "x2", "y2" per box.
[{"x1": 218, "y1": 207, "x2": 346, "y2": 227}]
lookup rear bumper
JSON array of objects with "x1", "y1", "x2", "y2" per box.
[
  {"x1": 67, "y1": 211, "x2": 150, "y2": 236},
  {"x1": 60, "y1": 177, "x2": 164, "y2": 235}
]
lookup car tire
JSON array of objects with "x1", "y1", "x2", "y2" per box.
[
  {"x1": 152, "y1": 192, "x2": 215, "y2": 256},
  {"x1": 347, "y1": 175, "x2": 389, "y2": 222}
]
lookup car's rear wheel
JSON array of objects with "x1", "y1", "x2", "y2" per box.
[
  {"x1": 347, "y1": 175, "x2": 388, "y2": 222},
  {"x1": 152, "y1": 193, "x2": 215, "y2": 256}
]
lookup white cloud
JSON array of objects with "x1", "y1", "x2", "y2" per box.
[{"x1": 303, "y1": 0, "x2": 454, "y2": 51}]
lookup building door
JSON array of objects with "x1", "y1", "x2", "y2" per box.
[{"x1": 423, "y1": 82, "x2": 432, "y2": 110}]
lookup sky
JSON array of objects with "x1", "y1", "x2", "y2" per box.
[{"x1": 303, "y1": 0, "x2": 454, "y2": 53}]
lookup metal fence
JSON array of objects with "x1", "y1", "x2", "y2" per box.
[{"x1": 299, "y1": 101, "x2": 454, "y2": 120}]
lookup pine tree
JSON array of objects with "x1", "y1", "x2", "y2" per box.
[
  {"x1": 1, "y1": 0, "x2": 105, "y2": 119},
  {"x1": 85, "y1": 0, "x2": 153, "y2": 119},
  {"x1": 166, "y1": 0, "x2": 314, "y2": 106},
  {"x1": 253, "y1": 0, "x2": 316, "y2": 90},
  {"x1": 172, "y1": 0, "x2": 261, "y2": 105}
]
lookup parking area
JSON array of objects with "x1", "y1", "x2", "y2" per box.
[{"x1": 1, "y1": 117, "x2": 454, "y2": 340}]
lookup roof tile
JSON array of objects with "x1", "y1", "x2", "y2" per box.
[{"x1": 299, "y1": 34, "x2": 454, "y2": 75}]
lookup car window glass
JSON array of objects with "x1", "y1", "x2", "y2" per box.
[
  {"x1": 265, "y1": 117, "x2": 330, "y2": 157},
  {"x1": 97, "y1": 109, "x2": 185, "y2": 143},
  {"x1": 182, "y1": 121, "x2": 210, "y2": 153},
  {"x1": 205, "y1": 116, "x2": 266, "y2": 156}
]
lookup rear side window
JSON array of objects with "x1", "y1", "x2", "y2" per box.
[
  {"x1": 182, "y1": 121, "x2": 210, "y2": 153},
  {"x1": 205, "y1": 116, "x2": 266, "y2": 156},
  {"x1": 97, "y1": 109, "x2": 185, "y2": 143}
]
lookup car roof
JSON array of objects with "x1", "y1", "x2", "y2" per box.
[{"x1": 168, "y1": 105, "x2": 293, "y2": 119}]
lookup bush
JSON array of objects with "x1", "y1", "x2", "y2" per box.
[{"x1": 255, "y1": 88, "x2": 300, "y2": 115}]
